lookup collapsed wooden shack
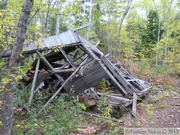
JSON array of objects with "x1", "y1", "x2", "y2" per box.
[{"x1": 1, "y1": 29, "x2": 152, "y2": 115}]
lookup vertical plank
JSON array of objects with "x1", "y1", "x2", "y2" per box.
[
  {"x1": 38, "y1": 61, "x2": 85, "y2": 114},
  {"x1": 36, "y1": 50, "x2": 64, "y2": 82},
  {"x1": 132, "y1": 93, "x2": 137, "y2": 117},
  {"x1": 59, "y1": 48, "x2": 76, "y2": 67},
  {"x1": 28, "y1": 58, "x2": 40, "y2": 105}
]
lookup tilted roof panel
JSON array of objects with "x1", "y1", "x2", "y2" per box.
[{"x1": 23, "y1": 30, "x2": 81, "y2": 52}]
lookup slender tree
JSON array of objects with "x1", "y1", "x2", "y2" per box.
[
  {"x1": 1, "y1": 0, "x2": 33, "y2": 134},
  {"x1": 56, "y1": 0, "x2": 61, "y2": 35},
  {"x1": 116, "y1": 0, "x2": 133, "y2": 58}
]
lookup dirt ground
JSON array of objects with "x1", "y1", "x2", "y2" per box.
[
  {"x1": 124, "y1": 87, "x2": 180, "y2": 128},
  {"x1": 75, "y1": 78, "x2": 180, "y2": 135}
]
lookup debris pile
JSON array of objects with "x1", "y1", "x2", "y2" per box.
[{"x1": 1, "y1": 29, "x2": 152, "y2": 115}]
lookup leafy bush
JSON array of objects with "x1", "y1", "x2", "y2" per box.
[{"x1": 13, "y1": 84, "x2": 83, "y2": 135}]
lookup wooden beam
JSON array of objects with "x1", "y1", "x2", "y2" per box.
[
  {"x1": 97, "y1": 92, "x2": 132, "y2": 102},
  {"x1": 28, "y1": 58, "x2": 40, "y2": 105},
  {"x1": 52, "y1": 68, "x2": 75, "y2": 73},
  {"x1": 98, "y1": 61, "x2": 128, "y2": 96},
  {"x1": 38, "y1": 62, "x2": 84, "y2": 114},
  {"x1": 80, "y1": 111, "x2": 124, "y2": 123},
  {"x1": 36, "y1": 50, "x2": 64, "y2": 82},
  {"x1": 101, "y1": 56, "x2": 137, "y2": 94},
  {"x1": 132, "y1": 93, "x2": 137, "y2": 117},
  {"x1": 59, "y1": 48, "x2": 76, "y2": 67}
]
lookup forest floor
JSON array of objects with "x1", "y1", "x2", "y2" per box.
[
  {"x1": 74, "y1": 76, "x2": 180, "y2": 135},
  {"x1": 1, "y1": 65, "x2": 180, "y2": 135}
]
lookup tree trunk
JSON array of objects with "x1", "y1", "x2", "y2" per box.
[
  {"x1": 156, "y1": 17, "x2": 160, "y2": 66},
  {"x1": 1, "y1": 0, "x2": 33, "y2": 135},
  {"x1": 164, "y1": 0, "x2": 174, "y2": 63},
  {"x1": 2, "y1": 0, "x2": 7, "y2": 7},
  {"x1": 116, "y1": 0, "x2": 133, "y2": 58},
  {"x1": 87, "y1": 0, "x2": 92, "y2": 40},
  {"x1": 55, "y1": 0, "x2": 61, "y2": 35},
  {"x1": 107, "y1": 2, "x2": 112, "y2": 57}
]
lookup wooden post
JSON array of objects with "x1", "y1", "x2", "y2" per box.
[
  {"x1": 132, "y1": 93, "x2": 137, "y2": 117},
  {"x1": 59, "y1": 48, "x2": 76, "y2": 67},
  {"x1": 36, "y1": 50, "x2": 64, "y2": 82},
  {"x1": 28, "y1": 58, "x2": 40, "y2": 105},
  {"x1": 38, "y1": 62, "x2": 84, "y2": 114}
]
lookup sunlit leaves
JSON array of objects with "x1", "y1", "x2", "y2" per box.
[{"x1": 0, "y1": 0, "x2": 23, "y2": 50}]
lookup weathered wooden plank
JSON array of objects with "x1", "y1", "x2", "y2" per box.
[
  {"x1": 79, "y1": 37, "x2": 129, "y2": 95},
  {"x1": 59, "y1": 48, "x2": 76, "y2": 67},
  {"x1": 36, "y1": 50, "x2": 64, "y2": 82},
  {"x1": 132, "y1": 93, "x2": 137, "y2": 117},
  {"x1": 97, "y1": 92, "x2": 132, "y2": 102},
  {"x1": 64, "y1": 60, "x2": 109, "y2": 94},
  {"x1": 101, "y1": 56, "x2": 137, "y2": 94},
  {"x1": 38, "y1": 61, "x2": 85, "y2": 114},
  {"x1": 29, "y1": 58, "x2": 40, "y2": 105},
  {"x1": 80, "y1": 111, "x2": 124, "y2": 122},
  {"x1": 35, "y1": 70, "x2": 51, "y2": 89},
  {"x1": 98, "y1": 61, "x2": 128, "y2": 96},
  {"x1": 52, "y1": 68, "x2": 75, "y2": 73}
]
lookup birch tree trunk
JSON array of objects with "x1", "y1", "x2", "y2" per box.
[
  {"x1": 164, "y1": 0, "x2": 174, "y2": 63},
  {"x1": 2, "y1": 0, "x2": 7, "y2": 7},
  {"x1": 87, "y1": 0, "x2": 92, "y2": 40},
  {"x1": 116, "y1": 0, "x2": 133, "y2": 58},
  {"x1": 107, "y1": 2, "x2": 112, "y2": 57},
  {"x1": 1, "y1": 0, "x2": 33, "y2": 134},
  {"x1": 56, "y1": 0, "x2": 61, "y2": 35},
  {"x1": 156, "y1": 17, "x2": 160, "y2": 66}
]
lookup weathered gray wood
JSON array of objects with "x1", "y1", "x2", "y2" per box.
[
  {"x1": 0, "y1": 50, "x2": 12, "y2": 58},
  {"x1": 29, "y1": 59, "x2": 40, "y2": 105},
  {"x1": 36, "y1": 50, "x2": 64, "y2": 82},
  {"x1": 98, "y1": 60, "x2": 128, "y2": 96},
  {"x1": 101, "y1": 56, "x2": 137, "y2": 94},
  {"x1": 59, "y1": 48, "x2": 76, "y2": 67},
  {"x1": 33, "y1": 83, "x2": 43, "y2": 94},
  {"x1": 95, "y1": 41, "x2": 100, "y2": 47},
  {"x1": 79, "y1": 36, "x2": 129, "y2": 95},
  {"x1": 73, "y1": 24, "x2": 89, "y2": 32},
  {"x1": 35, "y1": 70, "x2": 51, "y2": 89},
  {"x1": 53, "y1": 68, "x2": 75, "y2": 73},
  {"x1": 79, "y1": 35, "x2": 103, "y2": 58},
  {"x1": 64, "y1": 60, "x2": 108, "y2": 94},
  {"x1": 97, "y1": 92, "x2": 131, "y2": 102},
  {"x1": 80, "y1": 111, "x2": 124, "y2": 123},
  {"x1": 132, "y1": 93, "x2": 137, "y2": 117},
  {"x1": 38, "y1": 62, "x2": 85, "y2": 114}
]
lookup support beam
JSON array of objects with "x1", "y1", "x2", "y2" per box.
[
  {"x1": 59, "y1": 48, "x2": 76, "y2": 67},
  {"x1": 132, "y1": 93, "x2": 137, "y2": 117},
  {"x1": 29, "y1": 58, "x2": 40, "y2": 105},
  {"x1": 101, "y1": 56, "x2": 137, "y2": 95},
  {"x1": 38, "y1": 62, "x2": 84, "y2": 114},
  {"x1": 36, "y1": 50, "x2": 64, "y2": 82},
  {"x1": 73, "y1": 24, "x2": 89, "y2": 32}
]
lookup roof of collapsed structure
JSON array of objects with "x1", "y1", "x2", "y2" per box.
[{"x1": 23, "y1": 30, "x2": 81, "y2": 53}]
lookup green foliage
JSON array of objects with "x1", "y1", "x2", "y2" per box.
[
  {"x1": 138, "y1": 58, "x2": 151, "y2": 75},
  {"x1": 93, "y1": 117, "x2": 124, "y2": 135},
  {"x1": 13, "y1": 84, "x2": 83, "y2": 134},
  {"x1": 139, "y1": 10, "x2": 164, "y2": 58},
  {"x1": 98, "y1": 79, "x2": 113, "y2": 117},
  {"x1": 49, "y1": 15, "x2": 68, "y2": 36}
]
